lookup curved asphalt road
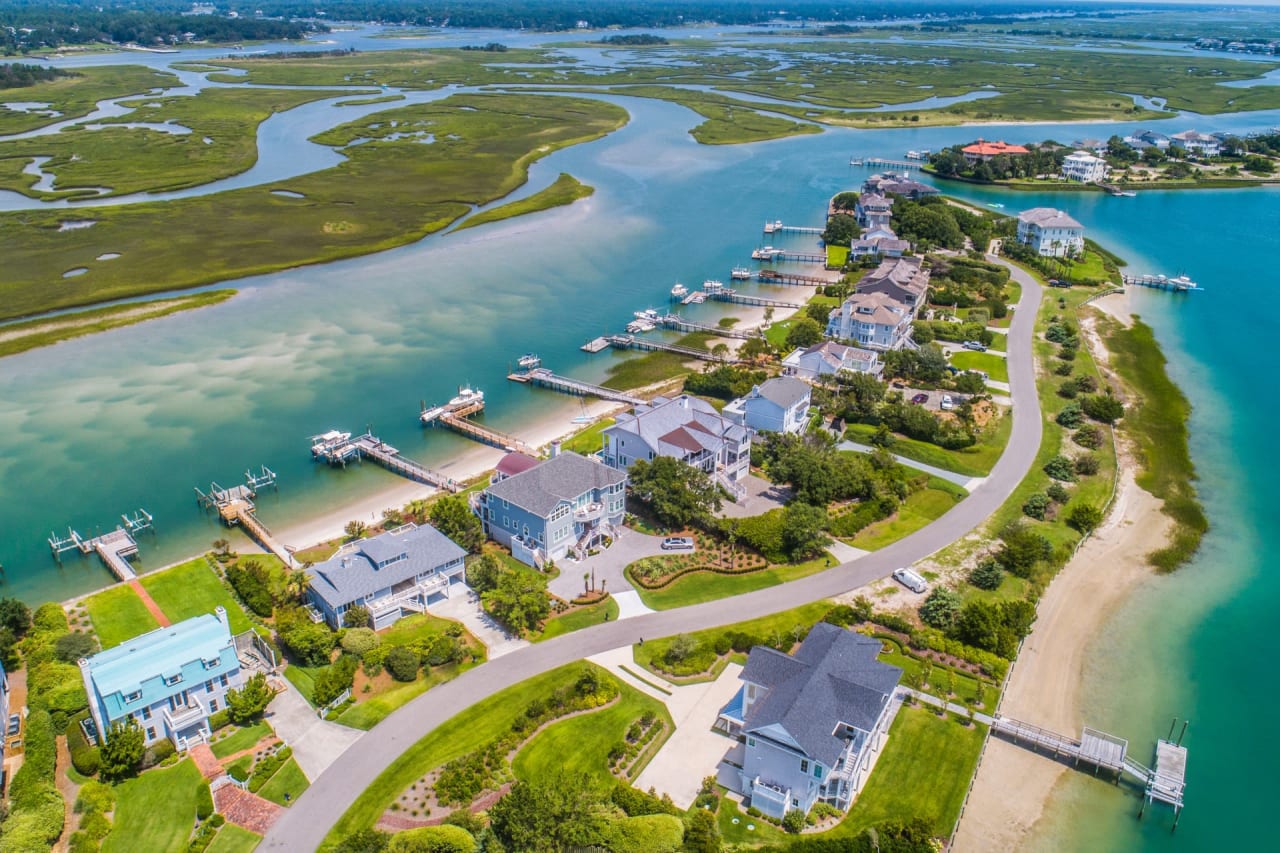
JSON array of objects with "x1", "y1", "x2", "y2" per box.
[{"x1": 263, "y1": 260, "x2": 1042, "y2": 851}]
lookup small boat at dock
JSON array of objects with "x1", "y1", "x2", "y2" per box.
[
  {"x1": 633, "y1": 308, "x2": 660, "y2": 321},
  {"x1": 671, "y1": 282, "x2": 688, "y2": 300},
  {"x1": 421, "y1": 386, "x2": 484, "y2": 424},
  {"x1": 751, "y1": 246, "x2": 783, "y2": 260},
  {"x1": 625, "y1": 318, "x2": 656, "y2": 333},
  {"x1": 731, "y1": 266, "x2": 753, "y2": 280},
  {"x1": 905, "y1": 150, "x2": 929, "y2": 161},
  {"x1": 1122, "y1": 273, "x2": 1200, "y2": 292},
  {"x1": 703, "y1": 279, "x2": 726, "y2": 295},
  {"x1": 517, "y1": 353, "x2": 541, "y2": 369},
  {"x1": 763, "y1": 220, "x2": 783, "y2": 234}
]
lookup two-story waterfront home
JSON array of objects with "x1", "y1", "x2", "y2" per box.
[
  {"x1": 853, "y1": 192, "x2": 894, "y2": 230},
  {"x1": 80, "y1": 607, "x2": 246, "y2": 751},
  {"x1": 716, "y1": 623, "x2": 903, "y2": 819},
  {"x1": 826, "y1": 291, "x2": 914, "y2": 350},
  {"x1": 1169, "y1": 129, "x2": 1222, "y2": 157},
  {"x1": 1016, "y1": 207, "x2": 1085, "y2": 257},
  {"x1": 862, "y1": 173, "x2": 939, "y2": 200},
  {"x1": 476, "y1": 450, "x2": 627, "y2": 567},
  {"x1": 602, "y1": 395, "x2": 750, "y2": 496},
  {"x1": 723, "y1": 377, "x2": 812, "y2": 437},
  {"x1": 1061, "y1": 150, "x2": 1109, "y2": 183},
  {"x1": 1124, "y1": 129, "x2": 1170, "y2": 151},
  {"x1": 782, "y1": 341, "x2": 881, "y2": 380},
  {"x1": 855, "y1": 256, "x2": 929, "y2": 312},
  {"x1": 306, "y1": 523, "x2": 467, "y2": 629},
  {"x1": 961, "y1": 139, "x2": 1029, "y2": 163}
]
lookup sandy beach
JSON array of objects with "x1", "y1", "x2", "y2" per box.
[{"x1": 951, "y1": 460, "x2": 1171, "y2": 852}]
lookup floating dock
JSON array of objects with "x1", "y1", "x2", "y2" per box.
[
  {"x1": 581, "y1": 337, "x2": 611, "y2": 353},
  {"x1": 605, "y1": 334, "x2": 734, "y2": 363},
  {"x1": 763, "y1": 220, "x2": 824, "y2": 235},
  {"x1": 508, "y1": 367, "x2": 645, "y2": 406},
  {"x1": 1122, "y1": 273, "x2": 1201, "y2": 292},
  {"x1": 312, "y1": 431, "x2": 460, "y2": 492},
  {"x1": 47, "y1": 508, "x2": 154, "y2": 581},
  {"x1": 992, "y1": 715, "x2": 1188, "y2": 828},
  {"x1": 196, "y1": 467, "x2": 292, "y2": 564}
]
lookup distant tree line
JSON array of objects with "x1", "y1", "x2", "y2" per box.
[{"x1": 0, "y1": 62, "x2": 73, "y2": 88}]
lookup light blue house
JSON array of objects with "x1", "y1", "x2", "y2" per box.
[
  {"x1": 723, "y1": 377, "x2": 812, "y2": 437},
  {"x1": 79, "y1": 607, "x2": 245, "y2": 751},
  {"x1": 475, "y1": 450, "x2": 627, "y2": 568},
  {"x1": 716, "y1": 623, "x2": 902, "y2": 819},
  {"x1": 306, "y1": 523, "x2": 467, "y2": 630}
]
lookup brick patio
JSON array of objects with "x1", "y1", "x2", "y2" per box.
[{"x1": 215, "y1": 784, "x2": 285, "y2": 835}]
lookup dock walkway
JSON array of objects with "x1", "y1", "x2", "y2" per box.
[
  {"x1": 313, "y1": 432, "x2": 460, "y2": 492},
  {"x1": 755, "y1": 269, "x2": 831, "y2": 286},
  {"x1": 437, "y1": 411, "x2": 533, "y2": 455},
  {"x1": 763, "y1": 221, "x2": 824, "y2": 235},
  {"x1": 658, "y1": 314, "x2": 760, "y2": 340},
  {"x1": 508, "y1": 368, "x2": 644, "y2": 406},
  {"x1": 87, "y1": 529, "x2": 139, "y2": 582},
  {"x1": 605, "y1": 334, "x2": 734, "y2": 364}
]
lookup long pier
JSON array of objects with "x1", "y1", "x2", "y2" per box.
[
  {"x1": 1122, "y1": 273, "x2": 1201, "y2": 293},
  {"x1": 763, "y1": 220, "x2": 824, "y2": 235},
  {"x1": 853, "y1": 156, "x2": 922, "y2": 171},
  {"x1": 605, "y1": 334, "x2": 734, "y2": 363},
  {"x1": 707, "y1": 289, "x2": 804, "y2": 309},
  {"x1": 437, "y1": 411, "x2": 533, "y2": 455},
  {"x1": 752, "y1": 248, "x2": 826, "y2": 264},
  {"x1": 991, "y1": 715, "x2": 1188, "y2": 826},
  {"x1": 508, "y1": 367, "x2": 645, "y2": 406},
  {"x1": 196, "y1": 467, "x2": 294, "y2": 565},
  {"x1": 657, "y1": 314, "x2": 761, "y2": 340},
  {"x1": 755, "y1": 269, "x2": 831, "y2": 286},
  {"x1": 312, "y1": 432, "x2": 460, "y2": 492}
]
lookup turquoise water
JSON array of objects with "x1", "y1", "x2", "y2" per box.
[{"x1": 0, "y1": 31, "x2": 1278, "y2": 850}]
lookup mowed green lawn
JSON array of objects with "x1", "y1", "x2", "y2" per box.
[
  {"x1": 210, "y1": 721, "x2": 274, "y2": 759},
  {"x1": 632, "y1": 554, "x2": 834, "y2": 611},
  {"x1": 258, "y1": 757, "x2": 311, "y2": 806},
  {"x1": 205, "y1": 825, "x2": 262, "y2": 853},
  {"x1": 832, "y1": 706, "x2": 986, "y2": 838},
  {"x1": 844, "y1": 412, "x2": 1012, "y2": 477},
  {"x1": 335, "y1": 661, "x2": 472, "y2": 730},
  {"x1": 512, "y1": 682, "x2": 672, "y2": 786},
  {"x1": 139, "y1": 557, "x2": 253, "y2": 633},
  {"x1": 949, "y1": 350, "x2": 1009, "y2": 383},
  {"x1": 83, "y1": 585, "x2": 159, "y2": 649},
  {"x1": 850, "y1": 487, "x2": 965, "y2": 551},
  {"x1": 561, "y1": 418, "x2": 615, "y2": 456},
  {"x1": 321, "y1": 664, "x2": 606, "y2": 848},
  {"x1": 101, "y1": 759, "x2": 204, "y2": 853},
  {"x1": 535, "y1": 598, "x2": 619, "y2": 642}
]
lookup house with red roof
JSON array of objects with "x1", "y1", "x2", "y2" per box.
[{"x1": 962, "y1": 139, "x2": 1030, "y2": 164}]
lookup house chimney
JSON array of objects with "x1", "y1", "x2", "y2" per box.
[
  {"x1": 215, "y1": 605, "x2": 227, "y2": 626},
  {"x1": 550, "y1": 440, "x2": 561, "y2": 458}
]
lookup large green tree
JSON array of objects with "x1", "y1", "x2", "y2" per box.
[
  {"x1": 429, "y1": 495, "x2": 484, "y2": 553},
  {"x1": 226, "y1": 672, "x2": 273, "y2": 724},
  {"x1": 785, "y1": 316, "x2": 825, "y2": 350},
  {"x1": 482, "y1": 567, "x2": 550, "y2": 634},
  {"x1": 99, "y1": 718, "x2": 145, "y2": 782},
  {"x1": 628, "y1": 456, "x2": 722, "y2": 529},
  {"x1": 488, "y1": 774, "x2": 605, "y2": 853}
]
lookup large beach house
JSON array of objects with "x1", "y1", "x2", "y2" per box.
[
  {"x1": 80, "y1": 608, "x2": 246, "y2": 751},
  {"x1": 476, "y1": 450, "x2": 627, "y2": 567},
  {"x1": 782, "y1": 341, "x2": 881, "y2": 379},
  {"x1": 305, "y1": 523, "x2": 467, "y2": 629},
  {"x1": 716, "y1": 623, "x2": 903, "y2": 819},
  {"x1": 1061, "y1": 150, "x2": 1109, "y2": 183},
  {"x1": 723, "y1": 377, "x2": 812, "y2": 437},
  {"x1": 1016, "y1": 207, "x2": 1085, "y2": 257},
  {"x1": 602, "y1": 395, "x2": 750, "y2": 496}
]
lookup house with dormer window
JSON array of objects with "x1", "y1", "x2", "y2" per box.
[{"x1": 715, "y1": 623, "x2": 902, "y2": 819}]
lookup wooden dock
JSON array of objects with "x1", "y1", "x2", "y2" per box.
[
  {"x1": 992, "y1": 715, "x2": 1188, "y2": 827},
  {"x1": 763, "y1": 220, "x2": 824, "y2": 235},
  {"x1": 196, "y1": 468, "x2": 294, "y2": 564},
  {"x1": 855, "y1": 156, "x2": 921, "y2": 171},
  {"x1": 312, "y1": 432, "x2": 460, "y2": 492},
  {"x1": 657, "y1": 314, "x2": 761, "y2": 340},
  {"x1": 707, "y1": 289, "x2": 804, "y2": 310},
  {"x1": 755, "y1": 269, "x2": 830, "y2": 286},
  {"x1": 436, "y1": 410, "x2": 533, "y2": 455},
  {"x1": 48, "y1": 509, "x2": 154, "y2": 581},
  {"x1": 1122, "y1": 273, "x2": 1201, "y2": 293},
  {"x1": 581, "y1": 337, "x2": 610, "y2": 353},
  {"x1": 753, "y1": 248, "x2": 826, "y2": 264},
  {"x1": 508, "y1": 367, "x2": 644, "y2": 406},
  {"x1": 605, "y1": 334, "x2": 734, "y2": 363}
]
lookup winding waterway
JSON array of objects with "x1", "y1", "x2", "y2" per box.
[{"x1": 1, "y1": 25, "x2": 1278, "y2": 852}]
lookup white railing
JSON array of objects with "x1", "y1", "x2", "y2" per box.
[{"x1": 574, "y1": 502, "x2": 605, "y2": 521}]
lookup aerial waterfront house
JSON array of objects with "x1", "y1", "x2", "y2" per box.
[
  {"x1": 602, "y1": 394, "x2": 751, "y2": 497},
  {"x1": 1124, "y1": 129, "x2": 1171, "y2": 151},
  {"x1": 853, "y1": 192, "x2": 894, "y2": 230},
  {"x1": 961, "y1": 139, "x2": 1029, "y2": 163},
  {"x1": 715, "y1": 623, "x2": 903, "y2": 819},
  {"x1": 305, "y1": 523, "x2": 467, "y2": 629},
  {"x1": 782, "y1": 341, "x2": 882, "y2": 379},
  {"x1": 855, "y1": 256, "x2": 930, "y2": 311},
  {"x1": 1169, "y1": 130, "x2": 1222, "y2": 157},
  {"x1": 1061, "y1": 150, "x2": 1109, "y2": 183},
  {"x1": 476, "y1": 449, "x2": 627, "y2": 567},
  {"x1": 826, "y1": 291, "x2": 914, "y2": 350},
  {"x1": 723, "y1": 377, "x2": 812, "y2": 437},
  {"x1": 79, "y1": 608, "x2": 245, "y2": 751},
  {"x1": 1016, "y1": 207, "x2": 1085, "y2": 257},
  {"x1": 861, "y1": 173, "x2": 939, "y2": 200}
]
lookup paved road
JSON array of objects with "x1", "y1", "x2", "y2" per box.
[{"x1": 263, "y1": 259, "x2": 1042, "y2": 851}]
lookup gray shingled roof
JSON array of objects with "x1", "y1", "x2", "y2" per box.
[
  {"x1": 309, "y1": 523, "x2": 466, "y2": 609},
  {"x1": 740, "y1": 623, "x2": 903, "y2": 767},
  {"x1": 1018, "y1": 207, "x2": 1083, "y2": 229},
  {"x1": 484, "y1": 451, "x2": 625, "y2": 517},
  {"x1": 754, "y1": 376, "x2": 810, "y2": 409},
  {"x1": 607, "y1": 395, "x2": 747, "y2": 457}
]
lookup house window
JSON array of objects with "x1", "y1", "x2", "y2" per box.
[
  {"x1": 210, "y1": 698, "x2": 218, "y2": 712},
  {"x1": 747, "y1": 737, "x2": 756, "y2": 747},
  {"x1": 800, "y1": 760, "x2": 809, "y2": 774},
  {"x1": 141, "y1": 707, "x2": 151, "y2": 721},
  {"x1": 205, "y1": 680, "x2": 214, "y2": 692},
  {"x1": 220, "y1": 674, "x2": 229, "y2": 687},
  {"x1": 792, "y1": 799, "x2": 800, "y2": 808},
  {"x1": 163, "y1": 674, "x2": 182, "y2": 686},
  {"x1": 815, "y1": 765, "x2": 823, "y2": 779},
  {"x1": 146, "y1": 727, "x2": 156, "y2": 741},
  {"x1": 125, "y1": 690, "x2": 142, "y2": 704}
]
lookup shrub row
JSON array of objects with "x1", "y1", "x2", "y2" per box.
[
  {"x1": 1, "y1": 709, "x2": 64, "y2": 853},
  {"x1": 248, "y1": 745, "x2": 295, "y2": 793}
]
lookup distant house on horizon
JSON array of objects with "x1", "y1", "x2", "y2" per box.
[
  {"x1": 1016, "y1": 207, "x2": 1085, "y2": 257},
  {"x1": 1170, "y1": 129, "x2": 1221, "y2": 157},
  {"x1": 715, "y1": 622, "x2": 904, "y2": 819},
  {"x1": 80, "y1": 607, "x2": 246, "y2": 752},
  {"x1": 962, "y1": 139, "x2": 1029, "y2": 163}
]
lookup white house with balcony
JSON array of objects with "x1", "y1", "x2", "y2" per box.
[
  {"x1": 783, "y1": 341, "x2": 881, "y2": 379},
  {"x1": 1061, "y1": 150, "x2": 1109, "y2": 183},
  {"x1": 723, "y1": 377, "x2": 812, "y2": 437},
  {"x1": 1016, "y1": 207, "x2": 1085, "y2": 257},
  {"x1": 715, "y1": 623, "x2": 903, "y2": 819},
  {"x1": 80, "y1": 607, "x2": 246, "y2": 751},
  {"x1": 306, "y1": 523, "x2": 467, "y2": 629}
]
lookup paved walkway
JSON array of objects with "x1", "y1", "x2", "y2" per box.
[
  {"x1": 215, "y1": 784, "x2": 286, "y2": 835},
  {"x1": 826, "y1": 540, "x2": 869, "y2": 564},
  {"x1": 261, "y1": 258, "x2": 1045, "y2": 852},
  {"x1": 901, "y1": 687, "x2": 994, "y2": 725},
  {"x1": 264, "y1": 679, "x2": 361, "y2": 782},
  {"x1": 431, "y1": 590, "x2": 529, "y2": 660},
  {"x1": 612, "y1": 590, "x2": 654, "y2": 620},
  {"x1": 715, "y1": 474, "x2": 791, "y2": 519},
  {"x1": 837, "y1": 440, "x2": 973, "y2": 488},
  {"x1": 190, "y1": 744, "x2": 223, "y2": 780},
  {"x1": 128, "y1": 579, "x2": 171, "y2": 627}
]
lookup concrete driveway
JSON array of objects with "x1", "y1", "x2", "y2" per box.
[
  {"x1": 431, "y1": 589, "x2": 529, "y2": 660},
  {"x1": 264, "y1": 679, "x2": 362, "y2": 782},
  {"x1": 548, "y1": 527, "x2": 672, "y2": 601},
  {"x1": 716, "y1": 474, "x2": 791, "y2": 519}
]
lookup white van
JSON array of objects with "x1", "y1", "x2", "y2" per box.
[{"x1": 892, "y1": 567, "x2": 928, "y2": 594}]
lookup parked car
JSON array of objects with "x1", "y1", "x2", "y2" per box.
[
  {"x1": 911, "y1": 393, "x2": 929, "y2": 405},
  {"x1": 892, "y1": 567, "x2": 928, "y2": 594},
  {"x1": 661, "y1": 536, "x2": 694, "y2": 551},
  {"x1": 962, "y1": 340, "x2": 988, "y2": 352},
  {"x1": 940, "y1": 395, "x2": 955, "y2": 410}
]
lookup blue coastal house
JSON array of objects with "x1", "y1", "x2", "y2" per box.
[
  {"x1": 716, "y1": 623, "x2": 903, "y2": 819},
  {"x1": 306, "y1": 523, "x2": 467, "y2": 629},
  {"x1": 79, "y1": 607, "x2": 245, "y2": 751},
  {"x1": 723, "y1": 377, "x2": 812, "y2": 437},
  {"x1": 475, "y1": 450, "x2": 627, "y2": 567}
]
